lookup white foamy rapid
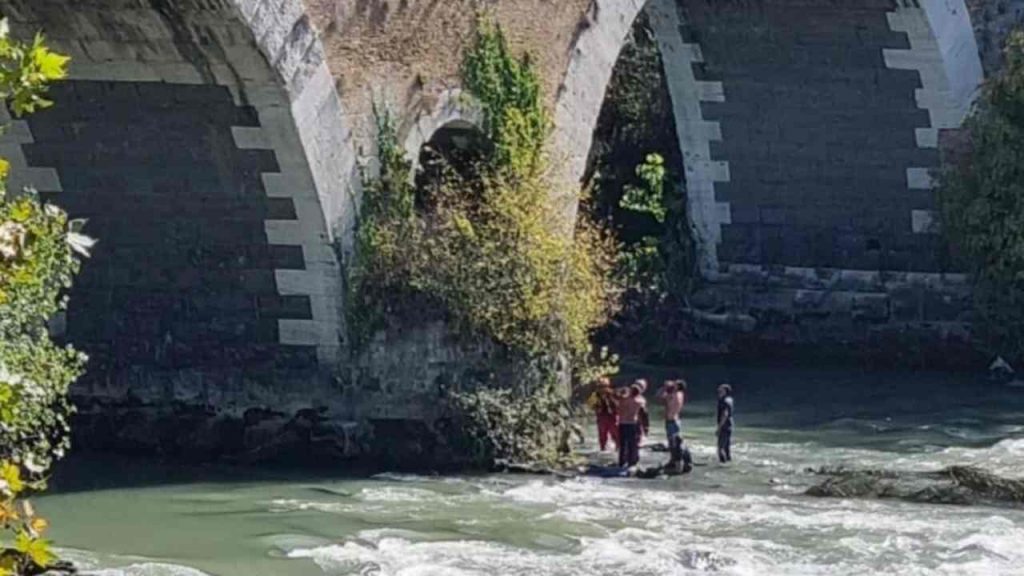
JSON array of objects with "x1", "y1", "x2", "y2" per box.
[
  {"x1": 34, "y1": 367, "x2": 1024, "y2": 576},
  {"x1": 281, "y1": 468, "x2": 1024, "y2": 576},
  {"x1": 84, "y1": 565, "x2": 212, "y2": 576}
]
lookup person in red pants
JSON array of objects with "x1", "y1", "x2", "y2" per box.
[{"x1": 586, "y1": 377, "x2": 619, "y2": 451}]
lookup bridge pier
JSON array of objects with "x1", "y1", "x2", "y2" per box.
[{"x1": 0, "y1": 0, "x2": 356, "y2": 458}]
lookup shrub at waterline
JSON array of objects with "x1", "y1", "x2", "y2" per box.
[
  {"x1": 348, "y1": 21, "x2": 620, "y2": 466},
  {"x1": 0, "y1": 18, "x2": 89, "y2": 576},
  {"x1": 937, "y1": 31, "x2": 1024, "y2": 361}
]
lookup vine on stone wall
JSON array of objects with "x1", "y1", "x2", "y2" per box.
[
  {"x1": 346, "y1": 107, "x2": 425, "y2": 349},
  {"x1": 348, "y1": 20, "x2": 620, "y2": 466},
  {"x1": 460, "y1": 18, "x2": 550, "y2": 179}
]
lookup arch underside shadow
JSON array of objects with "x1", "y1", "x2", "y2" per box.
[
  {"x1": 0, "y1": 0, "x2": 354, "y2": 414},
  {"x1": 557, "y1": 0, "x2": 983, "y2": 281}
]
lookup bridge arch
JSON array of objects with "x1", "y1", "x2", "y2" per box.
[
  {"x1": 554, "y1": 0, "x2": 984, "y2": 277},
  {"x1": 401, "y1": 89, "x2": 485, "y2": 171},
  {"x1": 0, "y1": 0, "x2": 357, "y2": 440}
]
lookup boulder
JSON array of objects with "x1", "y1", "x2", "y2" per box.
[{"x1": 806, "y1": 465, "x2": 1024, "y2": 507}]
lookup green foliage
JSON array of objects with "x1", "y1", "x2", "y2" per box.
[
  {"x1": 589, "y1": 18, "x2": 696, "y2": 298},
  {"x1": 351, "y1": 20, "x2": 617, "y2": 363},
  {"x1": 352, "y1": 110, "x2": 617, "y2": 364},
  {"x1": 587, "y1": 16, "x2": 699, "y2": 360},
  {"x1": 620, "y1": 153, "x2": 667, "y2": 224},
  {"x1": 616, "y1": 154, "x2": 670, "y2": 294},
  {"x1": 592, "y1": 17, "x2": 673, "y2": 152},
  {"x1": 349, "y1": 20, "x2": 620, "y2": 466},
  {"x1": 0, "y1": 197, "x2": 85, "y2": 470},
  {"x1": 0, "y1": 17, "x2": 81, "y2": 575},
  {"x1": 0, "y1": 462, "x2": 55, "y2": 576},
  {"x1": 0, "y1": 17, "x2": 82, "y2": 475},
  {"x1": 937, "y1": 31, "x2": 1024, "y2": 358},
  {"x1": 448, "y1": 384, "x2": 580, "y2": 468},
  {"x1": 0, "y1": 21, "x2": 67, "y2": 118},
  {"x1": 460, "y1": 18, "x2": 550, "y2": 178},
  {"x1": 346, "y1": 107, "x2": 425, "y2": 346}
]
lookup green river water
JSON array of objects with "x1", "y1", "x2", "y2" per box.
[{"x1": 37, "y1": 365, "x2": 1024, "y2": 576}]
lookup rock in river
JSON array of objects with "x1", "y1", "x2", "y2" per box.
[{"x1": 806, "y1": 465, "x2": 1024, "y2": 507}]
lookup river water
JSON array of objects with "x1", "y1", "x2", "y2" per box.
[{"x1": 39, "y1": 365, "x2": 1024, "y2": 576}]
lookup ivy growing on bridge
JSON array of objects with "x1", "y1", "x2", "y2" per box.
[
  {"x1": 460, "y1": 19, "x2": 549, "y2": 179},
  {"x1": 349, "y1": 19, "x2": 620, "y2": 467}
]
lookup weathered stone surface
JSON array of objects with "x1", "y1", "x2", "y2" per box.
[
  {"x1": 807, "y1": 465, "x2": 1024, "y2": 507},
  {"x1": 23, "y1": 79, "x2": 319, "y2": 394},
  {"x1": 71, "y1": 400, "x2": 364, "y2": 465}
]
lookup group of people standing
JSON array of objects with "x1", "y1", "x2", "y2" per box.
[{"x1": 587, "y1": 377, "x2": 735, "y2": 471}]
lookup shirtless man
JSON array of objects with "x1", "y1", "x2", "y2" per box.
[
  {"x1": 617, "y1": 382, "x2": 647, "y2": 468},
  {"x1": 658, "y1": 380, "x2": 689, "y2": 469}
]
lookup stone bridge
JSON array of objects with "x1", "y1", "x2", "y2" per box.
[{"x1": 0, "y1": 0, "x2": 1015, "y2": 461}]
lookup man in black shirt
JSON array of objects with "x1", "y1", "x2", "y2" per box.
[{"x1": 716, "y1": 383, "x2": 734, "y2": 463}]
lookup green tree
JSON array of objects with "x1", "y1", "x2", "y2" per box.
[
  {"x1": 937, "y1": 31, "x2": 1024, "y2": 360},
  {"x1": 0, "y1": 16, "x2": 85, "y2": 576}
]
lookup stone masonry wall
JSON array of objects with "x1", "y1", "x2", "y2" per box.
[
  {"x1": 687, "y1": 0, "x2": 942, "y2": 272},
  {"x1": 0, "y1": 0, "x2": 354, "y2": 461},
  {"x1": 304, "y1": 0, "x2": 591, "y2": 154},
  {"x1": 643, "y1": 0, "x2": 982, "y2": 365}
]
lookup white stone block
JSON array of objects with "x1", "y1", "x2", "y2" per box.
[
  {"x1": 715, "y1": 202, "x2": 732, "y2": 225},
  {"x1": 291, "y1": 197, "x2": 330, "y2": 231},
  {"x1": 261, "y1": 173, "x2": 294, "y2": 198},
  {"x1": 907, "y1": 167, "x2": 936, "y2": 190},
  {"x1": 265, "y1": 219, "x2": 306, "y2": 245},
  {"x1": 308, "y1": 293, "x2": 342, "y2": 320},
  {"x1": 697, "y1": 81, "x2": 725, "y2": 103},
  {"x1": 152, "y1": 63, "x2": 206, "y2": 84},
  {"x1": 278, "y1": 319, "x2": 337, "y2": 347},
  {"x1": 0, "y1": 144, "x2": 27, "y2": 165},
  {"x1": 0, "y1": 122, "x2": 34, "y2": 145},
  {"x1": 699, "y1": 121, "x2": 723, "y2": 142},
  {"x1": 883, "y1": 48, "x2": 942, "y2": 71},
  {"x1": 915, "y1": 128, "x2": 939, "y2": 148},
  {"x1": 231, "y1": 126, "x2": 271, "y2": 150},
  {"x1": 275, "y1": 269, "x2": 342, "y2": 296},
  {"x1": 8, "y1": 168, "x2": 62, "y2": 194},
  {"x1": 710, "y1": 161, "x2": 731, "y2": 183},
  {"x1": 679, "y1": 44, "x2": 704, "y2": 63},
  {"x1": 911, "y1": 209, "x2": 937, "y2": 233},
  {"x1": 316, "y1": 344, "x2": 341, "y2": 365}
]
